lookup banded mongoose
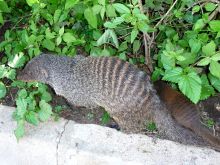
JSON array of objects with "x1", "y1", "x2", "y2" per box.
[
  {"x1": 155, "y1": 81, "x2": 220, "y2": 150},
  {"x1": 18, "y1": 54, "x2": 207, "y2": 146}
]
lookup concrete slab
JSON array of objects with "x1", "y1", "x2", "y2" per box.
[{"x1": 0, "y1": 105, "x2": 220, "y2": 165}]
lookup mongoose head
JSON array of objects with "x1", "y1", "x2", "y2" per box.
[{"x1": 17, "y1": 54, "x2": 51, "y2": 83}]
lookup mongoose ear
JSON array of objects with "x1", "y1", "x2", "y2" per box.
[{"x1": 41, "y1": 68, "x2": 49, "y2": 79}]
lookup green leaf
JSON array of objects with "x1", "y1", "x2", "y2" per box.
[
  {"x1": 14, "y1": 120, "x2": 25, "y2": 140},
  {"x1": 101, "y1": 111, "x2": 110, "y2": 125},
  {"x1": 178, "y1": 72, "x2": 201, "y2": 103},
  {"x1": 26, "y1": 0, "x2": 39, "y2": 6},
  {"x1": 192, "y1": 5, "x2": 200, "y2": 13},
  {"x1": 209, "y1": 20, "x2": 220, "y2": 32},
  {"x1": 131, "y1": 29, "x2": 138, "y2": 43},
  {"x1": 63, "y1": 33, "x2": 76, "y2": 43},
  {"x1": 193, "y1": 19, "x2": 205, "y2": 31},
  {"x1": 25, "y1": 111, "x2": 39, "y2": 126},
  {"x1": 204, "y1": 2, "x2": 216, "y2": 12},
  {"x1": 189, "y1": 39, "x2": 201, "y2": 53},
  {"x1": 197, "y1": 57, "x2": 211, "y2": 66},
  {"x1": 160, "y1": 52, "x2": 175, "y2": 70},
  {"x1": 138, "y1": 21, "x2": 150, "y2": 33},
  {"x1": 38, "y1": 100, "x2": 53, "y2": 122},
  {"x1": 18, "y1": 89, "x2": 27, "y2": 98},
  {"x1": 8, "y1": 53, "x2": 26, "y2": 68},
  {"x1": 151, "y1": 67, "x2": 164, "y2": 82},
  {"x1": 41, "y1": 91, "x2": 52, "y2": 102},
  {"x1": 133, "y1": 40, "x2": 141, "y2": 53},
  {"x1": 84, "y1": 8, "x2": 97, "y2": 29},
  {"x1": 0, "y1": 82, "x2": 6, "y2": 99},
  {"x1": 97, "y1": 30, "x2": 110, "y2": 46},
  {"x1": 113, "y1": 3, "x2": 130, "y2": 14},
  {"x1": 200, "y1": 75, "x2": 215, "y2": 100},
  {"x1": 118, "y1": 42, "x2": 128, "y2": 52},
  {"x1": 54, "y1": 9, "x2": 62, "y2": 23},
  {"x1": 162, "y1": 67, "x2": 183, "y2": 83},
  {"x1": 65, "y1": 0, "x2": 79, "y2": 10},
  {"x1": 59, "y1": 27, "x2": 65, "y2": 36},
  {"x1": 208, "y1": 73, "x2": 220, "y2": 92},
  {"x1": 0, "y1": 13, "x2": 3, "y2": 25},
  {"x1": 42, "y1": 39, "x2": 55, "y2": 51},
  {"x1": 109, "y1": 30, "x2": 119, "y2": 48},
  {"x1": 106, "y1": 4, "x2": 116, "y2": 17},
  {"x1": 16, "y1": 97, "x2": 27, "y2": 118},
  {"x1": 211, "y1": 53, "x2": 220, "y2": 61},
  {"x1": 202, "y1": 41, "x2": 216, "y2": 56},
  {"x1": 0, "y1": 0, "x2": 10, "y2": 12},
  {"x1": 209, "y1": 60, "x2": 220, "y2": 78}
]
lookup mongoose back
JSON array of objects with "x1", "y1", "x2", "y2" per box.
[{"x1": 18, "y1": 54, "x2": 210, "y2": 147}]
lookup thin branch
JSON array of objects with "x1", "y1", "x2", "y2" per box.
[
  {"x1": 209, "y1": 4, "x2": 220, "y2": 21},
  {"x1": 138, "y1": 0, "x2": 153, "y2": 72},
  {"x1": 154, "y1": 0, "x2": 178, "y2": 29}
]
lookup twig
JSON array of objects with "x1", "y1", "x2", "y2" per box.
[
  {"x1": 154, "y1": 0, "x2": 179, "y2": 29},
  {"x1": 138, "y1": 0, "x2": 153, "y2": 72},
  {"x1": 209, "y1": 4, "x2": 220, "y2": 21}
]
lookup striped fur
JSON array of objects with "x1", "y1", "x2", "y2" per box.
[{"x1": 18, "y1": 54, "x2": 219, "y2": 149}]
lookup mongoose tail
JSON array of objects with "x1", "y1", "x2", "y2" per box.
[{"x1": 155, "y1": 81, "x2": 220, "y2": 151}]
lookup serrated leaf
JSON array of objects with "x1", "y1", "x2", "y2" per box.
[
  {"x1": 38, "y1": 100, "x2": 52, "y2": 122},
  {"x1": 202, "y1": 41, "x2": 216, "y2": 56},
  {"x1": 106, "y1": 4, "x2": 116, "y2": 17},
  {"x1": 131, "y1": 29, "x2": 138, "y2": 43},
  {"x1": 54, "y1": 9, "x2": 61, "y2": 23},
  {"x1": 208, "y1": 73, "x2": 220, "y2": 92},
  {"x1": 193, "y1": 19, "x2": 205, "y2": 31},
  {"x1": 104, "y1": 22, "x2": 117, "y2": 28},
  {"x1": 97, "y1": 30, "x2": 110, "y2": 46},
  {"x1": 133, "y1": 40, "x2": 140, "y2": 53},
  {"x1": 178, "y1": 72, "x2": 201, "y2": 103},
  {"x1": 200, "y1": 74, "x2": 215, "y2": 100},
  {"x1": 18, "y1": 89, "x2": 27, "y2": 98},
  {"x1": 62, "y1": 33, "x2": 76, "y2": 43},
  {"x1": 8, "y1": 53, "x2": 26, "y2": 68},
  {"x1": 59, "y1": 27, "x2": 65, "y2": 36},
  {"x1": 26, "y1": 0, "x2": 39, "y2": 6},
  {"x1": 160, "y1": 52, "x2": 175, "y2": 70},
  {"x1": 109, "y1": 29, "x2": 119, "y2": 48},
  {"x1": 118, "y1": 42, "x2": 128, "y2": 52},
  {"x1": 0, "y1": 0, "x2": 10, "y2": 13},
  {"x1": 192, "y1": 5, "x2": 200, "y2": 13},
  {"x1": 84, "y1": 8, "x2": 97, "y2": 29},
  {"x1": 197, "y1": 57, "x2": 211, "y2": 66},
  {"x1": 204, "y1": 2, "x2": 216, "y2": 12},
  {"x1": 41, "y1": 91, "x2": 52, "y2": 102},
  {"x1": 113, "y1": 3, "x2": 130, "y2": 14},
  {"x1": 209, "y1": 60, "x2": 220, "y2": 78},
  {"x1": 211, "y1": 53, "x2": 220, "y2": 61},
  {"x1": 16, "y1": 97, "x2": 27, "y2": 118},
  {"x1": 42, "y1": 39, "x2": 55, "y2": 51},
  {"x1": 0, "y1": 82, "x2": 6, "y2": 99},
  {"x1": 209, "y1": 20, "x2": 220, "y2": 32},
  {"x1": 65, "y1": 0, "x2": 79, "y2": 10},
  {"x1": 189, "y1": 39, "x2": 201, "y2": 53},
  {"x1": 25, "y1": 111, "x2": 39, "y2": 126},
  {"x1": 14, "y1": 120, "x2": 25, "y2": 140},
  {"x1": 162, "y1": 67, "x2": 183, "y2": 83}
]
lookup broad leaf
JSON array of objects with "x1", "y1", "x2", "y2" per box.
[
  {"x1": 65, "y1": 0, "x2": 79, "y2": 10},
  {"x1": 209, "y1": 60, "x2": 220, "y2": 78},
  {"x1": 84, "y1": 8, "x2": 97, "y2": 29},
  {"x1": 162, "y1": 67, "x2": 183, "y2": 83},
  {"x1": 131, "y1": 29, "x2": 138, "y2": 43},
  {"x1": 200, "y1": 74, "x2": 215, "y2": 100},
  {"x1": 16, "y1": 97, "x2": 27, "y2": 118},
  {"x1": 38, "y1": 100, "x2": 53, "y2": 122},
  {"x1": 113, "y1": 3, "x2": 130, "y2": 14},
  {"x1": 63, "y1": 33, "x2": 76, "y2": 43},
  {"x1": 202, "y1": 41, "x2": 216, "y2": 56},
  {"x1": 8, "y1": 53, "x2": 26, "y2": 68},
  {"x1": 197, "y1": 57, "x2": 210, "y2": 66},
  {"x1": 209, "y1": 20, "x2": 220, "y2": 32},
  {"x1": 25, "y1": 111, "x2": 39, "y2": 126},
  {"x1": 14, "y1": 120, "x2": 25, "y2": 140},
  {"x1": 178, "y1": 72, "x2": 201, "y2": 103},
  {"x1": 0, "y1": 82, "x2": 6, "y2": 98},
  {"x1": 189, "y1": 39, "x2": 201, "y2": 53},
  {"x1": 208, "y1": 74, "x2": 220, "y2": 92},
  {"x1": 42, "y1": 39, "x2": 55, "y2": 51}
]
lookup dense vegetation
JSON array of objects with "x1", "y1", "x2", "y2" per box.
[{"x1": 0, "y1": 0, "x2": 219, "y2": 139}]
